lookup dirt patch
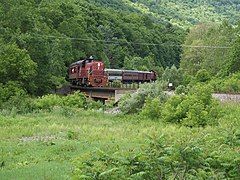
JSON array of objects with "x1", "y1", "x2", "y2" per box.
[
  {"x1": 20, "y1": 135, "x2": 59, "y2": 142},
  {"x1": 105, "y1": 107, "x2": 122, "y2": 115}
]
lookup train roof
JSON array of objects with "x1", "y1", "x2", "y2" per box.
[
  {"x1": 123, "y1": 70, "x2": 153, "y2": 74},
  {"x1": 105, "y1": 69, "x2": 153, "y2": 74},
  {"x1": 70, "y1": 60, "x2": 85, "y2": 66},
  {"x1": 70, "y1": 58, "x2": 103, "y2": 67},
  {"x1": 105, "y1": 69, "x2": 123, "y2": 72}
]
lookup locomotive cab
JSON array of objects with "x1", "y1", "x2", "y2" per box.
[{"x1": 69, "y1": 58, "x2": 108, "y2": 87}]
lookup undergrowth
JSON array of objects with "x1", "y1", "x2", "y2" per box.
[
  {"x1": 120, "y1": 82, "x2": 221, "y2": 127},
  {"x1": 72, "y1": 103, "x2": 240, "y2": 179}
]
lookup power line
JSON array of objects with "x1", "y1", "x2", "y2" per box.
[{"x1": 30, "y1": 33, "x2": 232, "y2": 49}]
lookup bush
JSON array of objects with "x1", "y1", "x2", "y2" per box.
[
  {"x1": 119, "y1": 82, "x2": 167, "y2": 114},
  {"x1": 140, "y1": 97, "x2": 162, "y2": 119},
  {"x1": 63, "y1": 91, "x2": 87, "y2": 108},
  {"x1": 161, "y1": 95, "x2": 185, "y2": 123},
  {"x1": 34, "y1": 91, "x2": 104, "y2": 111},
  {"x1": 161, "y1": 65, "x2": 183, "y2": 89},
  {"x1": 222, "y1": 74, "x2": 240, "y2": 93},
  {"x1": 73, "y1": 134, "x2": 240, "y2": 179},
  {"x1": 0, "y1": 81, "x2": 25, "y2": 104},
  {"x1": 162, "y1": 84, "x2": 221, "y2": 127},
  {"x1": 111, "y1": 80, "x2": 122, "y2": 88},
  {"x1": 0, "y1": 88, "x2": 104, "y2": 113},
  {"x1": 119, "y1": 82, "x2": 221, "y2": 127},
  {"x1": 35, "y1": 94, "x2": 63, "y2": 110},
  {"x1": 175, "y1": 85, "x2": 188, "y2": 95},
  {"x1": 86, "y1": 99, "x2": 104, "y2": 110},
  {"x1": 0, "y1": 81, "x2": 34, "y2": 113},
  {"x1": 209, "y1": 73, "x2": 240, "y2": 93},
  {"x1": 195, "y1": 69, "x2": 211, "y2": 82}
]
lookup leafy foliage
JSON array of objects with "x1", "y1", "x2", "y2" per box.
[
  {"x1": 0, "y1": 43, "x2": 37, "y2": 92},
  {"x1": 122, "y1": 82, "x2": 221, "y2": 127},
  {"x1": 180, "y1": 23, "x2": 240, "y2": 78},
  {"x1": 0, "y1": 81, "x2": 34, "y2": 113},
  {"x1": 126, "y1": 0, "x2": 240, "y2": 28},
  {"x1": 140, "y1": 97, "x2": 162, "y2": 119},
  {"x1": 73, "y1": 128, "x2": 240, "y2": 179},
  {"x1": 195, "y1": 69, "x2": 211, "y2": 83},
  {"x1": 119, "y1": 82, "x2": 167, "y2": 114},
  {"x1": 161, "y1": 65, "x2": 183, "y2": 89},
  {"x1": 0, "y1": 93, "x2": 240, "y2": 180},
  {"x1": 34, "y1": 91, "x2": 103, "y2": 111},
  {"x1": 210, "y1": 73, "x2": 240, "y2": 93},
  {"x1": 0, "y1": 0, "x2": 185, "y2": 95},
  {"x1": 162, "y1": 84, "x2": 220, "y2": 127}
]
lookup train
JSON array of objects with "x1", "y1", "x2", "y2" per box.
[{"x1": 68, "y1": 57, "x2": 157, "y2": 87}]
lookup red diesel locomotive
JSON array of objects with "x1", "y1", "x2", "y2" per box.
[
  {"x1": 69, "y1": 58, "x2": 108, "y2": 87},
  {"x1": 68, "y1": 57, "x2": 157, "y2": 87}
]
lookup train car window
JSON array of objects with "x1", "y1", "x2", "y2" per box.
[
  {"x1": 71, "y1": 68, "x2": 75, "y2": 73},
  {"x1": 109, "y1": 73, "x2": 122, "y2": 76}
]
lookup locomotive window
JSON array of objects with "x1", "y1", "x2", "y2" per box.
[
  {"x1": 109, "y1": 73, "x2": 122, "y2": 76},
  {"x1": 71, "y1": 68, "x2": 75, "y2": 73}
]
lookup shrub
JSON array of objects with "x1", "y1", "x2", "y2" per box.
[
  {"x1": 222, "y1": 74, "x2": 240, "y2": 93},
  {"x1": 3, "y1": 92, "x2": 35, "y2": 113},
  {"x1": 162, "y1": 94, "x2": 186, "y2": 123},
  {"x1": 0, "y1": 81, "x2": 25, "y2": 104},
  {"x1": 209, "y1": 73, "x2": 240, "y2": 93},
  {"x1": 119, "y1": 82, "x2": 167, "y2": 114},
  {"x1": 0, "y1": 81, "x2": 34, "y2": 113},
  {"x1": 161, "y1": 65, "x2": 183, "y2": 89},
  {"x1": 111, "y1": 80, "x2": 122, "y2": 88},
  {"x1": 195, "y1": 69, "x2": 211, "y2": 82},
  {"x1": 86, "y1": 99, "x2": 104, "y2": 110},
  {"x1": 73, "y1": 135, "x2": 240, "y2": 179},
  {"x1": 175, "y1": 85, "x2": 188, "y2": 95},
  {"x1": 35, "y1": 94, "x2": 63, "y2": 110},
  {"x1": 34, "y1": 91, "x2": 103, "y2": 111},
  {"x1": 63, "y1": 91, "x2": 87, "y2": 108},
  {"x1": 140, "y1": 97, "x2": 162, "y2": 119},
  {"x1": 162, "y1": 84, "x2": 220, "y2": 127}
]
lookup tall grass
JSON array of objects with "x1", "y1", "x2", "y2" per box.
[{"x1": 0, "y1": 103, "x2": 239, "y2": 179}]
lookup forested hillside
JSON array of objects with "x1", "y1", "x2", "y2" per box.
[
  {"x1": 1, "y1": 1, "x2": 240, "y2": 179},
  {"x1": 1, "y1": 0, "x2": 239, "y2": 96},
  {"x1": 125, "y1": 0, "x2": 240, "y2": 28},
  {"x1": 0, "y1": 0, "x2": 184, "y2": 95}
]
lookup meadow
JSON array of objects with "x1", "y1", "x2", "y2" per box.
[{"x1": 0, "y1": 102, "x2": 240, "y2": 179}]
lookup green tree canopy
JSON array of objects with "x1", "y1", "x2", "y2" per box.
[{"x1": 0, "y1": 42, "x2": 37, "y2": 92}]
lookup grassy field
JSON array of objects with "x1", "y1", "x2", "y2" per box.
[{"x1": 0, "y1": 103, "x2": 240, "y2": 179}]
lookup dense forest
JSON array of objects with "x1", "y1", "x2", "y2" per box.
[
  {"x1": 0, "y1": 0, "x2": 185, "y2": 96},
  {"x1": 127, "y1": 0, "x2": 240, "y2": 28},
  {"x1": 1, "y1": 1, "x2": 240, "y2": 179},
  {"x1": 0, "y1": 0, "x2": 239, "y2": 95}
]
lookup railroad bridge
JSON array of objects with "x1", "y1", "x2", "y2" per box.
[{"x1": 57, "y1": 85, "x2": 137, "y2": 103}]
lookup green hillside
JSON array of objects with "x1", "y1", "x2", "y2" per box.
[
  {"x1": 98, "y1": 0, "x2": 240, "y2": 28},
  {"x1": 0, "y1": 0, "x2": 185, "y2": 95},
  {"x1": 0, "y1": 1, "x2": 240, "y2": 179},
  {"x1": 0, "y1": 0, "x2": 239, "y2": 96}
]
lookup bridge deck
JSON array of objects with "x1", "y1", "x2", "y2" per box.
[{"x1": 69, "y1": 86, "x2": 137, "y2": 102}]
